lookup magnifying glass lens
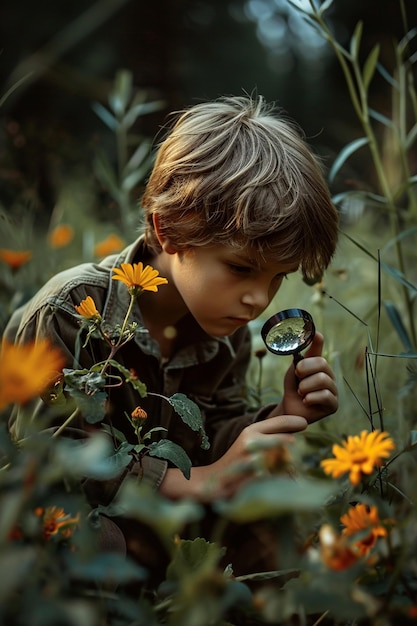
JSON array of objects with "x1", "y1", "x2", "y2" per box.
[
  {"x1": 265, "y1": 317, "x2": 312, "y2": 353},
  {"x1": 261, "y1": 308, "x2": 315, "y2": 356}
]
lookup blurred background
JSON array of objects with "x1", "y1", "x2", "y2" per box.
[{"x1": 1, "y1": 0, "x2": 416, "y2": 212}]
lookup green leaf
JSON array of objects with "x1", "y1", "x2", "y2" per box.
[
  {"x1": 329, "y1": 137, "x2": 369, "y2": 183},
  {"x1": 65, "y1": 387, "x2": 107, "y2": 424},
  {"x1": 376, "y1": 61, "x2": 398, "y2": 88},
  {"x1": 166, "y1": 538, "x2": 225, "y2": 582},
  {"x1": 317, "y1": 0, "x2": 334, "y2": 16},
  {"x1": 66, "y1": 551, "x2": 146, "y2": 583},
  {"x1": 406, "y1": 123, "x2": 417, "y2": 149},
  {"x1": 350, "y1": 21, "x2": 363, "y2": 60},
  {"x1": 369, "y1": 107, "x2": 394, "y2": 129},
  {"x1": 168, "y1": 393, "x2": 210, "y2": 450},
  {"x1": 363, "y1": 44, "x2": 380, "y2": 91},
  {"x1": 107, "y1": 360, "x2": 147, "y2": 397},
  {"x1": 148, "y1": 440, "x2": 192, "y2": 479},
  {"x1": 116, "y1": 480, "x2": 204, "y2": 538},
  {"x1": 122, "y1": 99, "x2": 165, "y2": 129},
  {"x1": 124, "y1": 140, "x2": 151, "y2": 173},
  {"x1": 214, "y1": 476, "x2": 336, "y2": 522},
  {"x1": 101, "y1": 422, "x2": 128, "y2": 444},
  {"x1": 108, "y1": 69, "x2": 133, "y2": 116},
  {"x1": 54, "y1": 436, "x2": 133, "y2": 479},
  {"x1": 410, "y1": 431, "x2": 417, "y2": 446},
  {"x1": 380, "y1": 262, "x2": 417, "y2": 294},
  {"x1": 91, "y1": 102, "x2": 117, "y2": 130},
  {"x1": 383, "y1": 301, "x2": 414, "y2": 352}
]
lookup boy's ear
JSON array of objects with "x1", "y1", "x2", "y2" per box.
[{"x1": 152, "y1": 214, "x2": 178, "y2": 254}]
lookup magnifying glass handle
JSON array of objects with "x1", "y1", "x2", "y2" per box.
[{"x1": 293, "y1": 353, "x2": 304, "y2": 388}]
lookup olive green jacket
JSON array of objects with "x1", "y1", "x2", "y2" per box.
[{"x1": 4, "y1": 237, "x2": 269, "y2": 505}]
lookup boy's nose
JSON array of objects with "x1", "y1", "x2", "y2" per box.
[{"x1": 241, "y1": 287, "x2": 270, "y2": 311}]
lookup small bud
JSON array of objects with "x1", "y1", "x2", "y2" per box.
[
  {"x1": 129, "y1": 368, "x2": 138, "y2": 380},
  {"x1": 254, "y1": 348, "x2": 267, "y2": 359},
  {"x1": 131, "y1": 406, "x2": 148, "y2": 420}
]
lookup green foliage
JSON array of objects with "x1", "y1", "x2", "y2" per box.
[{"x1": 92, "y1": 69, "x2": 165, "y2": 235}]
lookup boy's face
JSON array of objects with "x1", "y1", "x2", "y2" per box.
[{"x1": 168, "y1": 244, "x2": 299, "y2": 338}]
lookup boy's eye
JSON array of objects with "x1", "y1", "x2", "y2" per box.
[{"x1": 228, "y1": 264, "x2": 252, "y2": 275}]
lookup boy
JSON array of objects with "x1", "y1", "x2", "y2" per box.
[{"x1": 4, "y1": 95, "x2": 339, "y2": 579}]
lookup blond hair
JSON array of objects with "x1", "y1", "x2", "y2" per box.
[{"x1": 141, "y1": 95, "x2": 338, "y2": 280}]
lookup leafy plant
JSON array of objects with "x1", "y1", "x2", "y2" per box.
[{"x1": 92, "y1": 69, "x2": 165, "y2": 235}]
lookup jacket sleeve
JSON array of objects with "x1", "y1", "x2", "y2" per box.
[{"x1": 3, "y1": 299, "x2": 168, "y2": 500}]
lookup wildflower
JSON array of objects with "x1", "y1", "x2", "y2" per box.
[
  {"x1": 75, "y1": 295, "x2": 101, "y2": 320},
  {"x1": 48, "y1": 224, "x2": 74, "y2": 248},
  {"x1": 94, "y1": 233, "x2": 124, "y2": 257},
  {"x1": 0, "y1": 248, "x2": 32, "y2": 270},
  {"x1": 131, "y1": 406, "x2": 148, "y2": 420},
  {"x1": 112, "y1": 262, "x2": 168, "y2": 296},
  {"x1": 36, "y1": 506, "x2": 80, "y2": 540},
  {"x1": 0, "y1": 339, "x2": 65, "y2": 410},
  {"x1": 318, "y1": 524, "x2": 358, "y2": 571},
  {"x1": 320, "y1": 430, "x2": 395, "y2": 486},
  {"x1": 341, "y1": 503, "x2": 388, "y2": 557}
]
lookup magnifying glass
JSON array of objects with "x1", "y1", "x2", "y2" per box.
[{"x1": 261, "y1": 308, "x2": 315, "y2": 366}]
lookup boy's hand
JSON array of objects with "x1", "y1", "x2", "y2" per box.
[{"x1": 271, "y1": 332, "x2": 338, "y2": 424}]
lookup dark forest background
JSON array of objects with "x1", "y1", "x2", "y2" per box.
[{"x1": 1, "y1": 0, "x2": 416, "y2": 222}]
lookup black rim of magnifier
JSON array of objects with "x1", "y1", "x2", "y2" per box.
[{"x1": 261, "y1": 308, "x2": 315, "y2": 355}]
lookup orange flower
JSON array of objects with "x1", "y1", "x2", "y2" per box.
[
  {"x1": 318, "y1": 524, "x2": 359, "y2": 571},
  {"x1": 0, "y1": 248, "x2": 32, "y2": 269},
  {"x1": 341, "y1": 503, "x2": 388, "y2": 557},
  {"x1": 112, "y1": 262, "x2": 168, "y2": 296},
  {"x1": 36, "y1": 506, "x2": 79, "y2": 540},
  {"x1": 94, "y1": 233, "x2": 125, "y2": 257},
  {"x1": 48, "y1": 224, "x2": 74, "y2": 248},
  {"x1": 0, "y1": 339, "x2": 65, "y2": 410},
  {"x1": 131, "y1": 406, "x2": 148, "y2": 420},
  {"x1": 74, "y1": 295, "x2": 101, "y2": 320},
  {"x1": 321, "y1": 430, "x2": 395, "y2": 486}
]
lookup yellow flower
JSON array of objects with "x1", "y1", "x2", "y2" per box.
[
  {"x1": 36, "y1": 506, "x2": 80, "y2": 540},
  {"x1": 48, "y1": 224, "x2": 74, "y2": 248},
  {"x1": 341, "y1": 503, "x2": 388, "y2": 557},
  {"x1": 74, "y1": 295, "x2": 101, "y2": 320},
  {"x1": 112, "y1": 262, "x2": 168, "y2": 295},
  {"x1": 320, "y1": 430, "x2": 395, "y2": 486},
  {"x1": 0, "y1": 248, "x2": 32, "y2": 269},
  {"x1": 94, "y1": 233, "x2": 125, "y2": 257},
  {"x1": 318, "y1": 524, "x2": 359, "y2": 571},
  {"x1": 0, "y1": 339, "x2": 65, "y2": 410}
]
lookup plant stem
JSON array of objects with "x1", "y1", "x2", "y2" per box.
[{"x1": 51, "y1": 408, "x2": 80, "y2": 438}]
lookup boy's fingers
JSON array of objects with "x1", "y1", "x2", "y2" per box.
[
  {"x1": 303, "y1": 331, "x2": 324, "y2": 358},
  {"x1": 255, "y1": 414, "x2": 308, "y2": 434}
]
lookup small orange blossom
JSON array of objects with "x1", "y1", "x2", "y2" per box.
[
  {"x1": 341, "y1": 503, "x2": 388, "y2": 557},
  {"x1": 318, "y1": 524, "x2": 359, "y2": 571},
  {"x1": 48, "y1": 224, "x2": 74, "y2": 248},
  {"x1": 36, "y1": 506, "x2": 80, "y2": 540},
  {"x1": 0, "y1": 248, "x2": 32, "y2": 269},
  {"x1": 131, "y1": 406, "x2": 148, "y2": 420},
  {"x1": 75, "y1": 295, "x2": 101, "y2": 320},
  {"x1": 94, "y1": 233, "x2": 124, "y2": 257}
]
